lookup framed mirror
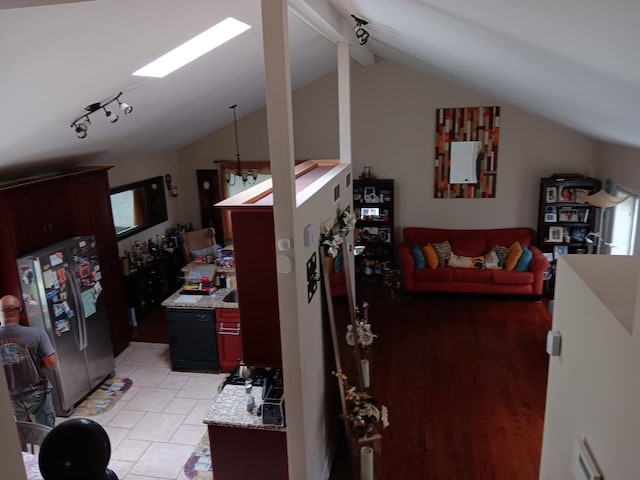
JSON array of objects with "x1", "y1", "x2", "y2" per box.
[{"x1": 110, "y1": 176, "x2": 168, "y2": 240}]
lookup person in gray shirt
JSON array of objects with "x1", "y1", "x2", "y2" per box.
[{"x1": 0, "y1": 294, "x2": 57, "y2": 427}]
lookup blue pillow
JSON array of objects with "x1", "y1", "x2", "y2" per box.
[
  {"x1": 412, "y1": 244, "x2": 426, "y2": 268},
  {"x1": 515, "y1": 245, "x2": 533, "y2": 271},
  {"x1": 334, "y1": 249, "x2": 344, "y2": 273}
]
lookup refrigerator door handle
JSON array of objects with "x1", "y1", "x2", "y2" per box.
[{"x1": 69, "y1": 270, "x2": 88, "y2": 350}]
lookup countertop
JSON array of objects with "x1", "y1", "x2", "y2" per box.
[
  {"x1": 161, "y1": 286, "x2": 238, "y2": 309},
  {"x1": 203, "y1": 384, "x2": 286, "y2": 432}
]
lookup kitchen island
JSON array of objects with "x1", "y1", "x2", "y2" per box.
[
  {"x1": 162, "y1": 287, "x2": 241, "y2": 372},
  {"x1": 204, "y1": 384, "x2": 288, "y2": 480}
]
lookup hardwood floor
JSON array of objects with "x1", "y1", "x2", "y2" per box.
[
  {"x1": 128, "y1": 286, "x2": 552, "y2": 480},
  {"x1": 330, "y1": 284, "x2": 552, "y2": 480}
]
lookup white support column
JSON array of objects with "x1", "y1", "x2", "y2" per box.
[
  {"x1": 337, "y1": 41, "x2": 352, "y2": 164},
  {"x1": 261, "y1": 1, "x2": 305, "y2": 479}
]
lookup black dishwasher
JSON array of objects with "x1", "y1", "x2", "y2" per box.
[{"x1": 165, "y1": 308, "x2": 220, "y2": 371}]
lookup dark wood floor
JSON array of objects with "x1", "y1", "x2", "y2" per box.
[{"x1": 130, "y1": 286, "x2": 551, "y2": 480}]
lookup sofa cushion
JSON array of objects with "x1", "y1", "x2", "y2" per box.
[
  {"x1": 414, "y1": 267, "x2": 453, "y2": 282},
  {"x1": 492, "y1": 245, "x2": 510, "y2": 267},
  {"x1": 492, "y1": 269, "x2": 534, "y2": 285},
  {"x1": 448, "y1": 231, "x2": 487, "y2": 256},
  {"x1": 433, "y1": 241, "x2": 452, "y2": 266},
  {"x1": 412, "y1": 244, "x2": 426, "y2": 268},
  {"x1": 486, "y1": 229, "x2": 532, "y2": 248},
  {"x1": 504, "y1": 242, "x2": 523, "y2": 270},
  {"x1": 515, "y1": 245, "x2": 533, "y2": 271},
  {"x1": 452, "y1": 268, "x2": 493, "y2": 283},
  {"x1": 423, "y1": 243, "x2": 439, "y2": 269}
]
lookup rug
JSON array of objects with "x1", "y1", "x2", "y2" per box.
[
  {"x1": 183, "y1": 432, "x2": 213, "y2": 480},
  {"x1": 72, "y1": 377, "x2": 133, "y2": 417}
]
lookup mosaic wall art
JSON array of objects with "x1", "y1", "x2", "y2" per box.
[{"x1": 434, "y1": 106, "x2": 500, "y2": 198}]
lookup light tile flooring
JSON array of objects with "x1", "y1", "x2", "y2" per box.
[{"x1": 56, "y1": 342, "x2": 226, "y2": 480}]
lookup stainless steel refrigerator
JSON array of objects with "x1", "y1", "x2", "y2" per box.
[{"x1": 16, "y1": 235, "x2": 115, "y2": 417}]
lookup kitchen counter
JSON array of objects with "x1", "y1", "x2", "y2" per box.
[
  {"x1": 161, "y1": 286, "x2": 238, "y2": 309},
  {"x1": 203, "y1": 384, "x2": 286, "y2": 432}
]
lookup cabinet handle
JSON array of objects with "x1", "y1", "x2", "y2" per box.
[
  {"x1": 196, "y1": 314, "x2": 210, "y2": 321},
  {"x1": 218, "y1": 323, "x2": 240, "y2": 335}
]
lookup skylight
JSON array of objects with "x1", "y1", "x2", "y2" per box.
[{"x1": 133, "y1": 17, "x2": 251, "y2": 78}]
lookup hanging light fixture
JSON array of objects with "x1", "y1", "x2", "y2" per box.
[
  {"x1": 70, "y1": 92, "x2": 133, "y2": 139},
  {"x1": 225, "y1": 104, "x2": 258, "y2": 186}
]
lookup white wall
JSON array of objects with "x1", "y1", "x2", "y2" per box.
[
  {"x1": 540, "y1": 255, "x2": 640, "y2": 479},
  {"x1": 595, "y1": 141, "x2": 640, "y2": 192},
  {"x1": 179, "y1": 58, "x2": 599, "y2": 238}
]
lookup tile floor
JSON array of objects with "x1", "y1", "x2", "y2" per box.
[{"x1": 56, "y1": 342, "x2": 226, "y2": 480}]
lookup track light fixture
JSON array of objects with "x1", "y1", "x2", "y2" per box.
[
  {"x1": 225, "y1": 104, "x2": 258, "y2": 186},
  {"x1": 351, "y1": 14, "x2": 370, "y2": 45},
  {"x1": 70, "y1": 92, "x2": 133, "y2": 139}
]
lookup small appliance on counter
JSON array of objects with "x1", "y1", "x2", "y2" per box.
[{"x1": 262, "y1": 385, "x2": 285, "y2": 426}]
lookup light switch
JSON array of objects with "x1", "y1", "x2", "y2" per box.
[
  {"x1": 546, "y1": 330, "x2": 562, "y2": 356},
  {"x1": 303, "y1": 225, "x2": 319, "y2": 247},
  {"x1": 277, "y1": 238, "x2": 291, "y2": 251}
]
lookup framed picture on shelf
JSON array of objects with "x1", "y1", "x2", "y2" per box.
[
  {"x1": 575, "y1": 188, "x2": 590, "y2": 203},
  {"x1": 378, "y1": 227, "x2": 391, "y2": 243},
  {"x1": 558, "y1": 207, "x2": 579, "y2": 222},
  {"x1": 363, "y1": 186, "x2": 378, "y2": 203},
  {"x1": 542, "y1": 252, "x2": 554, "y2": 262},
  {"x1": 545, "y1": 213, "x2": 557, "y2": 222},
  {"x1": 546, "y1": 186, "x2": 558, "y2": 203},
  {"x1": 548, "y1": 226, "x2": 563, "y2": 242},
  {"x1": 553, "y1": 245, "x2": 568, "y2": 259},
  {"x1": 578, "y1": 209, "x2": 590, "y2": 222},
  {"x1": 559, "y1": 186, "x2": 574, "y2": 202},
  {"x1": 570, "y1": 226, "x2": 588, "y2": 242}
]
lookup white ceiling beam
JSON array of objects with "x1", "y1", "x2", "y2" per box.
[{"x1": 288, "y1": 0, "x2": 375, "y2": 67}]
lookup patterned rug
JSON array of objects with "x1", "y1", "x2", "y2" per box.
[
  {"x1": 72, "y1": 377, "x2": 133, "y2": 417},
  {"x1": 183, "y1": 432, "x2": 213, "y2": 480}
]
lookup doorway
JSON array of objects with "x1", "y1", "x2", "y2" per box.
[{"x1": 196, "y1": 170, "x2": 224, "y2": 242}]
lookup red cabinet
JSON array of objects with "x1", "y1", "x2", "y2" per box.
[
  {"x1": 0, "y1": 166, "x2": 130, "y2": 355},
  {"x1": 215, "y1": 308, "x2": 243, "y2": 373}
]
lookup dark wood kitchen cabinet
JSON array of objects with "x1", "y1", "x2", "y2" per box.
[{"x1": 0, "y1": 166, "x2": 130, "y2": 355}]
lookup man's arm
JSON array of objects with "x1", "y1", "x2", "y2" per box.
[{"x1": 42, "y1": 353, "x2": 57, "y2": 370}]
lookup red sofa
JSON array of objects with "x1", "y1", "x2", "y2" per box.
[{"x1": 398, "y1": 227, "x2": 549, "y2": 296}]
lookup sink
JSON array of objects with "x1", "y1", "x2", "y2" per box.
[{"x1": 222, "y1": 290, "x2": 238, "y2": 303}]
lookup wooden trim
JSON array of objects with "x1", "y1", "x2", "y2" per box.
[{"x1": 0, "y1": 165, "x2": 113, "y2": 191}]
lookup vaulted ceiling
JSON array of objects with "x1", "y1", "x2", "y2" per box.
[{"x1": 2, "y1": 0, "x2": 638, "y2": 180}]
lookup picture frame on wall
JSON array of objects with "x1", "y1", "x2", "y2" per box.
[
  {"x1": 548, "y1": 226, "x2": 563, "y2": 242},
  {"x1": 546, "y1": 186, "x2": 558, "y2": 203}
]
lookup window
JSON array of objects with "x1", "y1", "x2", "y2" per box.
[{"x1": 610, "y1": 188, "x2": 638, "y2": 255}]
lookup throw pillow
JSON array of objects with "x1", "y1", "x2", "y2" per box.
[
  {"x1": 515, "y1": 245, "x2": 533, "y2": 271},
  {"x1": 433, "y1": 240, "x2": 452, "y2": 267},
  {"x1": 484, "y1": 249, "x2": 501, "y2": 269},
  {"x1": 493, "y1": 245, "x2": 510, "y2": 268},
  {"x1": 449, "y1": 254, "x2": 485, "y2": 269},
  {"x1": 412, "y1": 244, "x2": 426, "y2": 268},
  {"x1": 190, "y1": 245, "x2": 218, "y2": 260},
  {"x1": 504, "y1": 241, "x2": 523, "y2": 270},
  {"x1": 334, "y1": 249, "x2": 344, "y2": 274},
  {"x1": 422, "y1": 243, "x2": 439, "y2": 269},
  {"x1": 325, "y1": 255, "x2": 335, "y2": 274}
]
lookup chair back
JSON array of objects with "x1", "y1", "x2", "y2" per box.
[
  {"x1": 180, "y1": 227, "x2": 216, "y2": 263},
  {"x1": 16, "y1": 420, "x2": 53, "y2": 454}
]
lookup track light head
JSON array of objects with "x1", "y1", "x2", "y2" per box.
[
  {"x1": 351, "y1": 14, "x2": 370, "y2": 45},
  {"x1": 103, "y1": 107, "x2": 119, "y2": 123},
  {"x1": 74, "y1": 124, "x2": 87, "y2": 139},
  {"x1": 70, "y1": 92, "x2": 132, "y2": 138},
  {"x1": 118, "y1": 99, "x2": 133, "y2": 115}
]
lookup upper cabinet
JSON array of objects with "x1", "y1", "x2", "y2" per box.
[
  {"x1": 0, "y1": 166, "x2": 130, "y2": 355},
  {"x1": 536, "y1": 175, "x2": 601, "y2": 255}
]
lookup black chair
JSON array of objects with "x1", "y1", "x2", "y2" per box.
[{"x1": 16, "y1": 420, "x2": 52, "y2": 455}]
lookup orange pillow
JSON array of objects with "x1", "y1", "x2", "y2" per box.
[
  {"x1": 504, "y1": 241, "x2": 523, "y2": 270},
  {"x1": 422, "y1": 243, "x2": 439, "y2": 269},
  {"x1": 325, "y1": 255, "x2": 335, "y2": 274}
]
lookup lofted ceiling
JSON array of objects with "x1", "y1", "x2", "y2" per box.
[{"x1": 2, "y1": 0, "x2": 640, "y2": 180}]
